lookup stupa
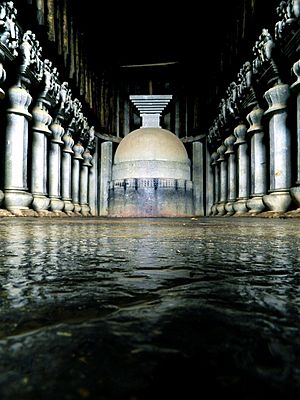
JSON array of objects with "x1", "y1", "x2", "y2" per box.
[{"x1": 108, "y1": 95, "x2": 193, "y2": 217}]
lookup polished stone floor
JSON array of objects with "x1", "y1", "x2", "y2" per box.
[{"x1": 0, "y1": 217, "x2": 300, "y2": 400}]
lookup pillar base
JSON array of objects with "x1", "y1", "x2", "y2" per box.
[
  {"x1": 49, "y1": 197, "x2": 65, "y2": 212},
  {"x1": 0, "y1": 208, "x2": 14, "y2": 217},
  {"x1": 224, "y1": 201, "x2": 235, "y2": 216},
  {"x1": 63, "y1": 200, "x2": 75, "y2": 213},
  {"x1": 80, "y1": 204, "x2": 91, "y2": 216},
  {"x1": 233, "y1": 198, "x2": 248, "y2": 215},
  {"x1": 32, "y1": 194, "x2": 50, "y2": 211},
  {"x1": 290, "y1": 186, "x2": 300, "y2": 210},
  {"x1": 73, "y1": 203, "x2": 82, "y2": 214},
  {"x1": 263, "y1": 190, "x2": 292, "y2": 212},
  {"x1": 211, "y1": 204, "x2": 218, "y2": 216},
  {"x1": 246, "y1": 196, "x2": 265, "y2": 215},
  {"x1": 36, "y1": 210, "x2": 53, "y2": 217},
  {"x1": 216, "y1": 202, "x2": 226, "y2": 216},
  {"x1": 4, "y1": 190, "x2": 33, "y2": 212},
  {"x1": 0, "y1": 190, "x2": 4, "y2": 206}
]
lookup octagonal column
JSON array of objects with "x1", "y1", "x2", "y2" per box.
[
  {"x1": 263, "y1": 84, "x2": 292, "y2": 212},
  {"x1": 49, "y1": 118, "x2": 65, "y2": 213},
  {"x1": 31, "y1": 101, "x2": 52, "y2": 213},
  {"x1": 216, "y1": 143, "x2": 227, "y2": 216},
  {"x1": 80, "y1": 149, "x2": 93, "y2": 216},
  {"x1": 4, "y1": 85, "x2": 34, "y2": 215},
  {"x1": 290, "y1": 60, "x2": 300, "y2": 210},
  {"x1": 72, "y1": 141, "x2": 84, "y2": 214},
  {"x1": 224, "y1": 134, "x2": 237, "y2": 216},
  {"x1": 210, "y1": 151, "x2": 219, "y2": 216},
  {"x1": 61, "y1": 131, "x2": 75, "y2": 215},
  {"x1": 246, "y1": 107, "x2": 267, "y2": 214},
  {"x1": 0, "y1": 50, "x2": 6, "y2": 211},
  {"x1": 233, "y1": 124, "x2": 250, "y2": 215}
]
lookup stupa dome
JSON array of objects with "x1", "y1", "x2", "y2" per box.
[
  {"x1": 114, "y1": 128, "x2": 189, "y2": 164},
  {"x1": 112, "y1": 128, "x2": 191, "y2": 180}
]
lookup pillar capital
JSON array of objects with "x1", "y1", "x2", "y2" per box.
[
  {"x1": 234, "y1": 124, "x2": 247, "y2": 145},
  {"x1": 217, "y1": 144, "x2": 227, "y2": 162},
  {"x1": 50, "y1": 119, "x2": 64, "y2": 144},
  {"x1": 224, "y1": 134, "x2": 236, "y2": 154},
  {"x1": 7, "y1": 85, "x2": 32, "y2": 118},
  {"x1": 82, "y1": 149, "x2": 93, "y2": 167},
  {"x1": 247, "y1": 108, "x2": 264, "y2": 134},
  {"x1": 291, "y1": 59, "x2": 300, "y2": 92},
  {"x1": 32, "y1": 104, "x2": 52, "y2": 135},
  {"x1": 264, "y1": 84, "x2": 290, "y2": 116},
  {"x1": 211, "y1": 151, "x2": 219, "y2": 166},
  {"x1": 73, "y1": 142, "x2": 84, "y2": 160},
  {"x1": 62, "y1": 133, "x2": 74, "y2": 154}
]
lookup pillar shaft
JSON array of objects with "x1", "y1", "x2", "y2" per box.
[
  {"x1": 4, "y1": 85, "x2": 33, "y2": 212},
  {"x1": 100, "y1": 141, "x2": 112, "y2": 216},
  {"x1": 219, "y1": 160, "x2": 227, "y2": 202},
  {"x1": 233, "y1": 124, "x2": 249, "y2": 215},
  {"x1": 297, "y1": 93, "x2": 300, "y2": 184},
  {"x1": 214, "y1": 164, "x2": 220, "y2": 204},
  {"x1": 62, "y1": 152, "x2": 72, "y2": 200},
  {"x1": 227, "y1": 153, "x2": 237, "y2": 201},
  {"x1": 263, "y1": 84, "x2": 292, "y2": 212},
  {"x1": 31, "y1": 103, "x2": 52, "y2": 212},
  {"x1": 61, "y1": 131, "x2": 75, "y2": 213},
  {"x1": 234, "y1": 125, "x2": 249, "y2": 199},
  {"x1": 49, "y1": 141, "x2": 61, "y2": 197},
  {"x1": 192, "y1": 141, "x2": 204, "y2": 216},
  {"x1": 80, "y1": 149, "x2": 93, "y2": 215},
  {"x1": 205, "y1": 146, "x2": 214, "y2": 216},
  {"x1": 80, "y1": 166, "x2": 88, "y2": 206},
  {"x1": 72, "y1": 141, "x2": 84, "y2": 213},
  {"x1": 72, "y1": 159, "x2": 80, "y2": 205},
  {"x1": 290, "y1": 60, "x2": 300, "y2": 209},
  {"x1": 88, "y1": 138, "x2": 99, "y2": 216},
  {"x1": 49, "y1": 120, "x2": 64, "y2": 212}
]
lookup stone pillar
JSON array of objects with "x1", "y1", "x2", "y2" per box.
[
  {"x1": 263, "y1": 84, "x2": 292, "y2": 213},
  {"x1": 72, "y1": 141, "x2": 84, "y2": 214},
  {"x1": 61, "y1": 130, "x2": 75, "y2": 215},
  {"x1": 31, "y1": 101, "x2": 52, "y2": 214},
  {"x1": 290, "y1": 60, "x2": 300, "y2": 210},
  {"x1": 210, "y1": 151, "x2": 219, "y2": 216},
  {"x1": 224, "y1": 134, "x2": 237, "y2": 216},
  {"x1": 233, "y1": 124, "x2": 250, "y2": 215},
  {"x1": 49, "y1": 118, "x2": 65, "y2": 213},
  {"x1": 205, "y1": 145, "x2": 214, "y2": 216},
  {"x1": 80, "y1": 149, "x2": 93, "y2": 216},
  {"x1": 246, "y1": 107, "x2": 267, "y2": 214},
  {"x1": 100, "y1": 141, "x2": 112, "y2": 216},
  {"x1": 0, "y1": 50, "x2": 6, "y2": 212},
  {"x1": 216, "y1": 143, "x2": 227, "y2": 216},
  {"x1": 192, "y1": 141, "x2": 204, "y2": 216},
  {"x1": 4, "y1": 85, "x2": 34, "y2": 215},
  {"x1": 88, "y1": 137, "x2": 99, "y2": 216}
]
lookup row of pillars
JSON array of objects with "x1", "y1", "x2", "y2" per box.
[
  {"x1": 1, "y1": 83, "x2": 99, "y2": 217},
  {"x1": 208, "y1": 71, "x2": 300, "y2": 216}
]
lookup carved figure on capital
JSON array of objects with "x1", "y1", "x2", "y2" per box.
[
  {"x1": 237, "y1": 61, "x2": 253, "y2": 98},
  {"x1": 226, "y1": 81, "x2": 239, "y2": 117},
  {"x1": 56, "y1": 81, "x2": 73, "y2": 119},
  {"x1": 87, "y1": 126, "x2": 96, "y2": 151},
  {"x1": 275, "y1": 0, "x2": 300, "y2": 40},
  {"x1": 208, "y1": 120, "x2": 221, "y2": 144},
  {"x1": 0, "y1": 1, "x2": 19, "y2": 56},
  {"x1": 19, "y1": 30, "x2": 43, "y2": 78}
]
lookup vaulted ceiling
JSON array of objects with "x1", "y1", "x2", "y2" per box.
[{"x1": 15, "y1": 0, "x2": 280, "y2": 134}]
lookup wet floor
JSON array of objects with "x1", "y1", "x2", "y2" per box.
[{"x1": 0, "y1": 216, "x2": 300, "y2": 400}]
